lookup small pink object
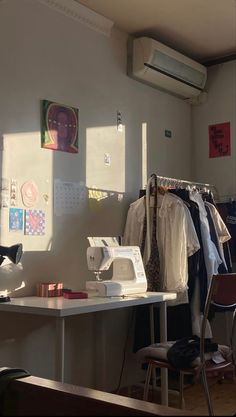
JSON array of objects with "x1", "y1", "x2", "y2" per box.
[{"x1": 63, "y1": 291, "x2": 88, "y2": 299}]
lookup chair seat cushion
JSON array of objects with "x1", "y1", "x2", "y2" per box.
[{"x1": 136, "y1": 341, "x2": 232, "y2": 368}]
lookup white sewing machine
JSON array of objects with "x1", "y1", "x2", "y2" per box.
[{"x1": 86, "y1": 245, "x2": 147, "y2": 297}]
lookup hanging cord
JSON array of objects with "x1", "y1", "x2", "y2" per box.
[
  {"x1": 145, "y1": 174, "x2": 158, "y2": 261},
  {"x1": 114, "y1": 307, "x2": 135, "y2": 394}
]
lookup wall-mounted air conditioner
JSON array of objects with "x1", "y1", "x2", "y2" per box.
[{"x1": 127, "y1": 36, "x2": 207, "y2": 99}]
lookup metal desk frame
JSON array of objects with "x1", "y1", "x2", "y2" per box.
[{"x1": 0, "y1": 291, "x2": 176, "y2": 405}]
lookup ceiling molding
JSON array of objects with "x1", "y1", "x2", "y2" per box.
[
  {"x1": 38, "y1": 0, "x2": 114, "y2": 37},
  {"x1": 202, "y1": 53, "x2": 236, "y2": 67}
]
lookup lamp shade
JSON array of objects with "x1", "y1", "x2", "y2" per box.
[{"x1": 0, "y1": 244, "x2": 23, "y2": 264}]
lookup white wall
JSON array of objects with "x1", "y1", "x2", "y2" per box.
[
  {"x1": 192, "y1": 60, "x2": 236, "y2": 200},
  {"x1": 192, "y1": 60, "x2": 236, "y2": 354},
  {"x1": 0, "y1": 0, "x2": 192, "y2": 390}
]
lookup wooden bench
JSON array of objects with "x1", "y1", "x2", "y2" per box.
[{"x1": 2, "y1": 375, "x2": 196, "y2": 416}]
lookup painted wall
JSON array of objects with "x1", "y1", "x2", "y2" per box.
[
  {"x1": 192, "y1": 60, "x2": 236, "y2": 355},
  {"x1": 192, "y1": 60, "x2": 236, "y2": 200},
  {"x1": 0, "y1": 0, "x2": 192, "y2": 390}
]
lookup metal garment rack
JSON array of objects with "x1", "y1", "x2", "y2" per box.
[
  {"x1": 144, "y1": 173, "x2": 219, "y2": 403},
  {"x1": 147, "y1": 173, "x2": 219, "y2": 198},
  {"x1": 145, "y1": 173, "x2": 219, "y2": 261}
]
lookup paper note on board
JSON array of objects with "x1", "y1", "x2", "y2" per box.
[{"x1": 54, "y1": 179, "x2": 86, "y2": 216}]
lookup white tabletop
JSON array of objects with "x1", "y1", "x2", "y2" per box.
[{"x1": 0, "y1": 291, "x2": 176, "y2": 317}]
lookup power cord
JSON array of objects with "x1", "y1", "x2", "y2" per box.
[{"x1": 115, "y1": 307, "x2": 135, "y2": 394}]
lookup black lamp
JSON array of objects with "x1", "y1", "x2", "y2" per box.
[
  {"x1": 0, "y1": 244, "x2": 23, "y2": 303},
  {"x1": 0, "y1": 244, "x2": 23, "y2": 266}
]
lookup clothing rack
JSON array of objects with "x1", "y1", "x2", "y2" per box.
[
  {"x1": 145, "y1": 173, "x2": 219, "y2": 260},
  {"x1": 144, "y1": 174, "x2": 220, "y2": 395},
  {"x1": 147, "y1": 173, "x2": 219, "y2": 199}
]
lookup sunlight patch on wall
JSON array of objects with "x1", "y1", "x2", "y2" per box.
[
  {"x1": 86, "y1": 125, "x2": 126, "y2": 194},
  {"x1": 0, "y1": 132, "x2": 53, "y2": 251},
  {"x1": 0, "y1": 280, "x2": 25, "y2": 297}
]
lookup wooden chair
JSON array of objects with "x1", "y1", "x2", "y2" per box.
[{"x1": 138, "y1": 273, "x2": 236, "y2": 416}]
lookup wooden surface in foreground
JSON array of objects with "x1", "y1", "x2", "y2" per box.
[{"x1": 4, "y1": 375, "x2": 196, "y2": 416}]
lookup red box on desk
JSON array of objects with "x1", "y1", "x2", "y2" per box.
[
  {"x1": 63, "y1": 291, "x2": 88, "y2": 299},
  {"x1": 37, "y1": 282, "x2": 63, "y2": 297}
]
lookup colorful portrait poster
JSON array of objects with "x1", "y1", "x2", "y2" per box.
[
  {"x1": 209, "y1": 122, "x2": 231, "y2": 158},
  {"x1": 9, "y1": 208, "x2": 24, "y2": 232},
  {"x1": 41, "y1": 100, "x2": 79, "y2": 153}
]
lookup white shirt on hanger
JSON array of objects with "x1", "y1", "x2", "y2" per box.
[
  {"x1": 123, "y1": 192, "x2": 200, "y2": 293},
  {"x1": 189, "y1": 190, "x2": 222, "y2": 283},
  {"x1": 158, "y1": 192, "x2": 200, "y2": 292},
  {"x1": 205, "y1": 201, "x2": 231, "y2": 270}
]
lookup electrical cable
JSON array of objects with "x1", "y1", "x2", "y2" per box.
[{"x1": 115, "y1": 307, "x2": 135, "y2": 394}]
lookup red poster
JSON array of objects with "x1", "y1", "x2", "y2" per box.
[{"x1": 209, "y1": 122, "x2": 231, "y2": 158}]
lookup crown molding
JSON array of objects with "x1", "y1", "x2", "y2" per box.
[{"x1": 38, "y1": 0, "x2": 114, "y2": 37}]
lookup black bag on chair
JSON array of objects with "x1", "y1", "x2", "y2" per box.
[{"x1": 167, "y1": 335, "x2": 218, "y2": 368}]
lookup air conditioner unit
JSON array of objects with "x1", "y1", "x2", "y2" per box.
[{"x1": 127, "y1": 37, "x2": 207, "y2": 99}]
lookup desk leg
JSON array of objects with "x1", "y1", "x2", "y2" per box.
[
  {"x1": 149, "y1": 302, "x2": 168, "y2": 405},
  {"x1": 160, "y1": 301, "x2": 168, "y2": 406},
  {"x1": 55, "y1": 317, "x2": 65, "y2": 383},
  {"x1": 94, "y1": 311, "x2": 108, "y2": 391},
  {"x1": 149, "y1": 304, "x2": 157, "y2": 390}
]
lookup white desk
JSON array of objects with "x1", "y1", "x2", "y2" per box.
[{"x1": 0, "y1": 291, "x2": 176, "y2": 405}]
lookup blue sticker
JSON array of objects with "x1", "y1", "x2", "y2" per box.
[{"x1": 9, "y1": 208, "x2": 24, "y2": 232}]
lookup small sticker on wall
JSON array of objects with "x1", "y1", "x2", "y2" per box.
[
  {"x1": 165, "y1": 129, "x2": 172, "y2": 138},
  {"x1": 209, "y1": 122, "x2": 231, "y2": 158},
  {"x1": 104, "y1": 153, "x2": 111, "y2": 166},
  {"x1": 1, "y1": 178, "x2": 9, "y2": 208},
  {"x1": 10, "y1": 179, "x2": 18, "y2": 206},
  {"x1": 117, "y1": 111, "x2": 123, "y2": 132}
]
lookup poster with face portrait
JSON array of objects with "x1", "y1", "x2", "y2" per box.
[{"x1": 41, "y1": 100, "x2": 79, "y2": 153}]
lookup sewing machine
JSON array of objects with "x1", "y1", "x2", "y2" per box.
[{"x1": 86, "y1": 245, "x2": 147, "y2": 296}]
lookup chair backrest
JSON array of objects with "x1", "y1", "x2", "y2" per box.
[
  {"x1": 200, "y1": 273, "x2": 236, "y2": 363},
  {"x1": 211, "y1": 273, "x2": 236, "y2": 309}
]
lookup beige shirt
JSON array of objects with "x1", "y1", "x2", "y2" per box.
[
  {"x1": 123, "y1": 192, "x2": 200, "y2": 293},
  {"x1": 205, "y1": 201, "x2": 231, "y2": 270}
]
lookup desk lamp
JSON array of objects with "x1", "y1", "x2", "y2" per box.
[{"x1": 0, "y1": 243, "x2": 23, "y2": 302}]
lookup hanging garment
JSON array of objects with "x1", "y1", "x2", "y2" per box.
[
  {"x1": 201, "y1": 190, "x2": 217, "y2": 206},
  {"x1": 123, "y1": 192, "x2": 200, "y2": 294},
  {"x1": 124, "y1": 187, "x2": 200, "y2": 352},
  {"x1": 157, "y1": 192, "x2": 200, "y2": 293},
  {"x1": 205, "y1": 202, "x2": 230, "y2": 273},
  {"x1": 189, "y1": 190, "x2": 222, "y2": 284},
  {"x1": 169, "y1": 188, "x2": 208, "y2": 308},
  {"x1": 217, "y1": 202, "x2": 235, "y2": 268},
  {"x1": 167, "y1": 189, "x2": 211, "y2": 337},
  {"x1": 123, "y1": 196, "x2": 146, "y2": 248},
  {"x1": 205, "y1": 202, "x2": 231, "y2": 246},
  {"x1": 140, "y1": 176, "x2": 161, "y2": 292}
]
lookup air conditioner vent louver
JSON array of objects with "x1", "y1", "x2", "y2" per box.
[
  {"x1": 128, "y1": 37, "x2": 207, "y2": 99},
  {"x1": 151, "y1": 50, "x2": 205, "y2": 88}
]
